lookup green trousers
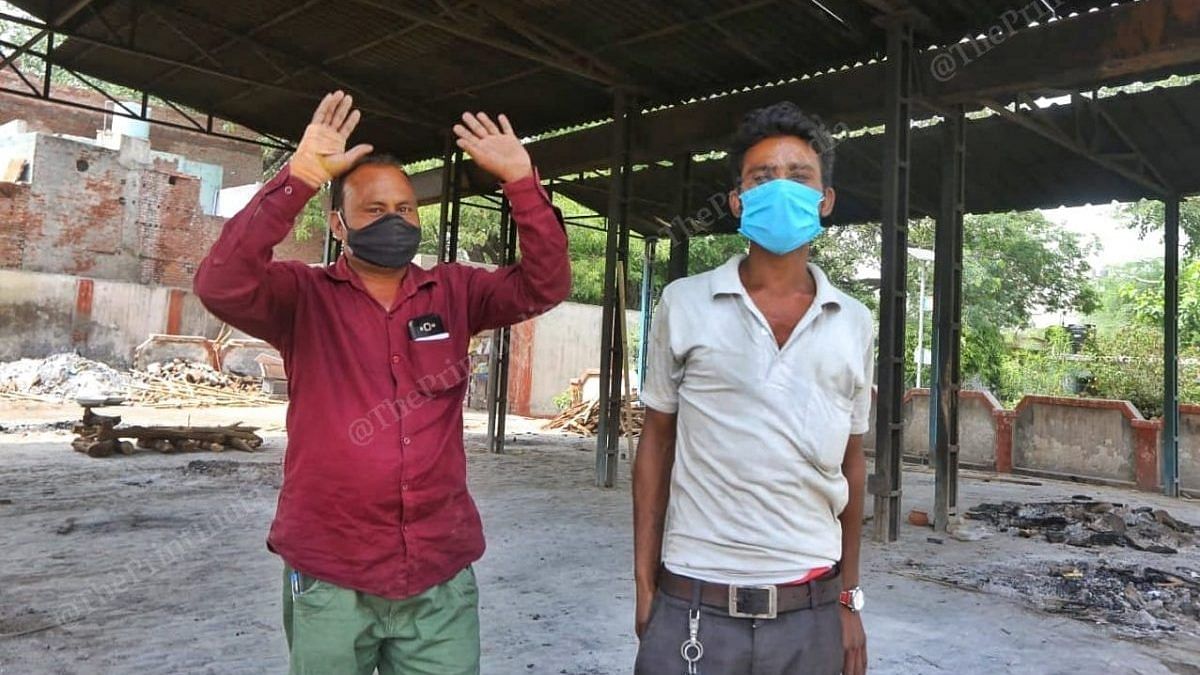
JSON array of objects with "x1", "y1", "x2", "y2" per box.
[{"x1": 282, "y1": 564, "x2": 480, "y2": 675}]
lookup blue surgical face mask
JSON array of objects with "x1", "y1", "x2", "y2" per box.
[{"x1": 737, "y1": 179, "x2": 825, "y2": 255}]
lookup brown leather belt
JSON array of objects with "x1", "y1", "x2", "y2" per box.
[{"x1": 658, "y1": 566, "x2": 842, "y2": 619}]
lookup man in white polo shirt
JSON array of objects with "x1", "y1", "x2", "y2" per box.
[{"x1": 633, "y1": 101, "x2": 872, "y2": 675}]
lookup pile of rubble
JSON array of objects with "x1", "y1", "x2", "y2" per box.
[
  {"x1": 965, "y1": 497, "x2": 1195, "y2": 554},
  {"x1": 0, "y1": 353, "x2": 128, "y2": 401},
  {"x1": 0, "y1": 353, "x2": 275, "y2": 407}
]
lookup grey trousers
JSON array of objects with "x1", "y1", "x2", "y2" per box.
[{"x1": 634, "y1": 589, "x2": 843, "y2": 675}]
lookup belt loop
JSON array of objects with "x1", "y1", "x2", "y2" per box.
[
  {"x1": 807, "y1": 578, "x2": 816, "y2": 611},
  {"x1": 690, "y1": 578, "x2": 703, "y2": 612}
]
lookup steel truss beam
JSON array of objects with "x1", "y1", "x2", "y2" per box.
[
  {"x1": 0, "y1": 10, "x2": 416, "y2": 129},
  {"x1": 0, "y1": 36, "x2": 293, "y2": 151},
  {"x1": 982, "y1": 93, "x2": 1172, "y2": 197}
]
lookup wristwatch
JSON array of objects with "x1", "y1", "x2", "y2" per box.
[{"x1": 839, "y1": 587, "x2": 865, "y2": 613}]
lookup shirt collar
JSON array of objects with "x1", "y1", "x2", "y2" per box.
[
  {"x1": 323, "y1": 255, "x2": 438, "y2": 295},
  {"x1": 709, "y1": 253, "x2": 842, "y2": 310}
]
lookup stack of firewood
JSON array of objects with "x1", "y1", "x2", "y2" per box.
[
  {"x1": 71, "y1": 407, "x2": 264, "y2": 458},
  {"x1": 123, "y1": 360, "x2": 276, "y2": 408},
  {"x1": 544, "y1": 397, "x2": 644, "y2": 436}
]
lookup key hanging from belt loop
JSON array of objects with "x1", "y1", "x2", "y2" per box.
[{"x1": 680, "y1": 581, "x2": 704, "y2": 675}]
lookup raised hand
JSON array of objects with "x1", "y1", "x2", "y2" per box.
[
  {"x1": 290, "y1": 91, "x2": 374, "y2": 188},
  {"x1": 453, "y1": 112, "x2": 532, "y2": 183}
]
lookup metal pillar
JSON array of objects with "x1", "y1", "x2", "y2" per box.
[
  {"x1": 437, "y1": 142, "x2": 459, "y2": 264},
  {"x1": 870, "y1": 20, "x2": 913, "y2": 543},
  {"x1": 488, "y1": 197, "x2": 516, "y2": 454},
  {"x1": 638, "y1": 237, "x2": 656, "y2": 393},
  {"x1": 440, "y1": 149, "x2": 464, "y2": 263},
  {"x1": 596, "y1": 89, "x2": 634, "y2": 487},
  {"x1": 1163, "y1": 195, "x2": 1181, "y2": 497},
  {"x1": 667, "y1": 152, "x2": 692, "y2": 282},
  {"x1": 932, "y1": 106, "x2": 965, "y2": 532}
]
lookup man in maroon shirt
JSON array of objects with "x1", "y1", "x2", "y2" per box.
[{"x1": 195, "y1": 91, "x2": 570, "y2": 674}]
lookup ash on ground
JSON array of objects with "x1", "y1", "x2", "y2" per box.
[
  {"x1": 946, "y1": 559, "x2": 1200, "y2": 637},
  {"x1": 965, "y1": 496, "x2": 1195, "y2": 554},
  {"x1": 180, "y1": 459, "x2": 280, "y2": 486}
]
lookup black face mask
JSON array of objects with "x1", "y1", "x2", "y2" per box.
[{"x1": 341, "y1": 212, "x2": 422, "y2": 269}]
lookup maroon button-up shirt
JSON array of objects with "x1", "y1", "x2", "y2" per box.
[{"x1": 194, "y1": 165, "x2": 570, "y2": 599}]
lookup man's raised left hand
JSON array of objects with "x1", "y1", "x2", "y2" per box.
[{"x1": 453, "y1": 112, "x2": 533, "y2": 184}]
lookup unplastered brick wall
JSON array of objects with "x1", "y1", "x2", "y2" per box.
[
  {"x1": 0, "y1": 71, "x2": 263, "y2": 186},
  {"x1": 0, "y1": 183, "x2": 29, "y2": 266},
  {"x1": 0, "y1": 134, "x2": 324, "y2": 288}
]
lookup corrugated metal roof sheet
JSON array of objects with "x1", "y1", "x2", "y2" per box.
[
  {"x1": 3, "y1": 0, "x2": 1143, "y2": 162},
  {"x1": 553, "y1": 81, "x2": 1200, "y2": 235}
]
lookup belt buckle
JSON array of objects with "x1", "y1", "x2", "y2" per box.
[{"x1": 727, "y1": 584, "x2": 777, "y2": 619}]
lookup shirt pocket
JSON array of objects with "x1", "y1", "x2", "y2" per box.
[
  {"x1": 408, "y1": 337, "x2": 468, "y2": 395},
  {"x1": 794, "y1": 378, "x2": 855, "y2": 470}
]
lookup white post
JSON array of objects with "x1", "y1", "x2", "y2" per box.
[{"x1": 916, "y1": 262, "x2": 926, "y2": 389}]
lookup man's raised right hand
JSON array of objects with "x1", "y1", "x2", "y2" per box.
[{"x1": 289, "y1": 91, "x2": 374, "y2": 189}]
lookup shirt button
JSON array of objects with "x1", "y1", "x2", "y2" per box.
[
  {"x1": 401, "y1": 482, "x2": 409, "y2": 491},
  {"x1": 403, "y1": 437, "x2": 411, "y2": 445},
  {"x1": 284, "y1": 185, "x2": 293, "y2": 195},
  {"x1": 391, "y1": 354, "x2": 401, "y2": 364}
]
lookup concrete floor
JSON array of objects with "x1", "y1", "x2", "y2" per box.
[{"x1": 0, "y1": 402, "x2": 1198, "y2": 674}]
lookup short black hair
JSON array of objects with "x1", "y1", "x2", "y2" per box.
[
  {"x1": 728, "y1": 102, "x2": 836, "y2": 188},
  {"x1": 330, "y1": 153, "x2": 408, "y2": 210}
]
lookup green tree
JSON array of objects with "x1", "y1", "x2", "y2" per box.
[
  {"x1": 1091, "y1": 258, "x2": 1200, "y2": 350},
  {"x1": 1119, "y1": 196, "x2": 1200, "y2": 259}
]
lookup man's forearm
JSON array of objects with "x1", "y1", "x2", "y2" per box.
[
  {"x1": 632, "y1": 417, "x2": 676, "y2": 593},
  {"x1": 839, "y1": 435, "x2": 866, "y2": 588},
  {"x1": 193, "y1": 166, "x2": 311, "y2": 344}
]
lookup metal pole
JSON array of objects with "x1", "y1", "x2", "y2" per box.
[
  {"x1": 638, "y1": 237, "x2": 656, "y2": 393},
  {"x1": 445, "y1": 149, "x2": 464, "y2": 263},
  {"x1": 596, "y1": 89, "x2": 633, "y2": 487},
  {"x1": 932, "y1": 105, "x2": 965, "y2": 532},
  {"x1": 668, "y1": 152, "x2": 692, "y2": 282},
  {"x1": 871, "y1": 19, "x2": 913, "y2": 543},
  {"x1": 491, "y1": 196, "x2": 516, "y2": 454},
  {"x1": 916, "y1": 262, "x2": 925, "y2": 389},
  {"x1": 1163, "y1": 194, "x2": 1181, "y2": 497},
  {"x1": 437, "y1": 137, "x2": 454, "y2": 262}
]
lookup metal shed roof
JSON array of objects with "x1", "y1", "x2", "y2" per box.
[
  {"x1": 4, "y1": 0, "x2": 1138, "y2": 162},
  {"x1": 551, "y1": 80, "x2": 1200, "y2": 235}
]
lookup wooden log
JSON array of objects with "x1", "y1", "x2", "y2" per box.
[{"x1": 85, "y1": 440, "x2": 117, "y2": 458}]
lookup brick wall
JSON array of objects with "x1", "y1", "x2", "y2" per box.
[
  {"x1": 0, "y1": 134, "x2": 324, "y2": 288},
  {"x1": 0, "y1": 71, "x2": 263, "y2": 187}
]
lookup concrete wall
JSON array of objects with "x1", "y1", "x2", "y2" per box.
[
  {"x1": 520, "y1": 302, "x2": 639, "y2": 417},
  {"x1": 880, "y1": 389, "x2": 1000, "y2": 467},
  {"x1": 1012, "y1": 397, "x2": 1138, "y2": 484},
  {"x1": 0, "y1": 269, "x2": 225, "y2": 366},
  {"x1": 1182, "y1": 405, "x2": 1200, "y2": 493}
]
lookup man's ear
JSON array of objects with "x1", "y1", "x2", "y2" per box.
[
  {"x1": 820, "y1": 187, "x2": 836, "y2": 218},
  {"x1": 328, "y1": 210, "x2": 345, "y2": 241},
  {"x1": 729, "y1": 189, "x2": 742, "y2": 219}
]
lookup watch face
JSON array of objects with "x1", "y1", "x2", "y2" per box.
[{"x1": 851, "y1": 589, "x2": 865, "y2": 611}]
